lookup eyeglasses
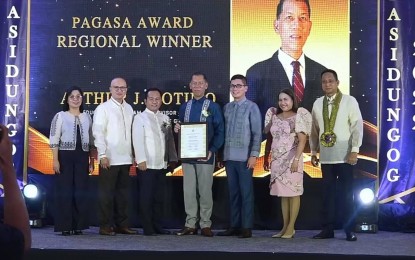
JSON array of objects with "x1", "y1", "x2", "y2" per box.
[
  {"x1": 69, "y1": 95, "x2": 82, "y2": 100},
  {"x1": 229, "y1": 84, "x2": 246, "y2": 89},
  {"x1": 112, "y1": 86, "x2": 128, "y2": 91}
]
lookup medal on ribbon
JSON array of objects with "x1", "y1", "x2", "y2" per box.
[
  {"x1": 320, "y1": 92, "x2": 342, "y2": 147},
  {"x1": 320, "y1": 130, "x2": 336, "y2": 147}
]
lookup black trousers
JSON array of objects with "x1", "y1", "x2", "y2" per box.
[
  {"x1": 98, "y1": 164, "x2": 131, "y2": 228},
  {"x1": 54, "y1": 149, "x2": 89, "y2": 232},
  {"x1": 320, "y1": 163, "x2": 355, "y2": 233},
  {"x1": 137, "y1": 168, "x2": 167, "y2": 235}
]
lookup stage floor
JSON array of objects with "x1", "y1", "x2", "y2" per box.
[{"x1": 26, "y1": 226, "x2": 415, "y2": 260}]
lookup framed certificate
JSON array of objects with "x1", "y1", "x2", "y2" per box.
[{"x1": 178, "y1": 122, "x2": 208, "y2": 160}]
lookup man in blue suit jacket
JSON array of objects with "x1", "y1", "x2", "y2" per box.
[{"x1": 247, "y1": 0, "x2": 326, "y2": 117}]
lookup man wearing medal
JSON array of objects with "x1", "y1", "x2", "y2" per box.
[{"x1": 309, "y1": 69, "x2": 363, "y2": 242}]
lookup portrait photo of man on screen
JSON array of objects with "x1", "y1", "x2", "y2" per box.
[{"x1": 231, "y1": 0, "x2": 349, "y2": 177}]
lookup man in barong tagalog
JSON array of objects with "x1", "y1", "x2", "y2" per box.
[{"x1": 309, "y1": 69, "x2": 363, "y2": 242}]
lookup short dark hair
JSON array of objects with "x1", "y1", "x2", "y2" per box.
[
  {"x1": 321, "y1": 69, "x2": 338, "y2": 81},
  {"x1": 230, "y1": 74, "x2": 247, "y2": 85},
  {"x1": 276, "y1": 0, "x2": 311, "y2": 19},
  {"x1": 63, "y1": 86, "x2": 84, "y2": 112},
  {"x1": 144, "y1": 87, "x2": 163, "y2": 99},
  {"x1": 191, "y1": 72, "x2": 208, "y2": 83},
  {"x1": 276, "y1": 88, "x2": 299, "y2": 114}
]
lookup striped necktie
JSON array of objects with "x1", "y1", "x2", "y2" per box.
[{"x1": 291, "y1": 61, "x2": 304, "y2": 103}]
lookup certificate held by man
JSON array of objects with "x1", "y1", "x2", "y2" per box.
[{"x1": 178, "y1": 122, "x2": 208, "y2": 160}]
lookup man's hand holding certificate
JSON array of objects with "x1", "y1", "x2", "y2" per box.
[{"x1": 177, "y1": 122, "x2": 208, "y2": 160}]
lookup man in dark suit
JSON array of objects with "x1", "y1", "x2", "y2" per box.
[{"x1": 246, "y1": 0, "x2": 326, "y2": 117}]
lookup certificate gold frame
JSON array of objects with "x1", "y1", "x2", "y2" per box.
[{"x1": 178, "y1": 122, "x2": 208, "y2": 160}]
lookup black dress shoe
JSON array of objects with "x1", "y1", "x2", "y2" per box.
[
  {"x1": 62, "y1": 231, "x2": 71, "y2": 236},
  {"x1": 312, "y1": 230, "x2": 334, "y2": 239},
  {"x1": 238, "y1": 228, "x2": 252, "y2": 238},
  {"x1": 175, "y1": 227, "x2": 198, "y2": 236},
  {"x1": 346, "y1": 232, "x2": 357, "y2": 241},
  {"x1": 114, "y1": 227, "x2": 138, "y2": 235},
  {"x1": 155, "y1": 229, "x2": 171, "y2": 235},
  {"x1": 73, "y1": 230, "x2": 83, "y2": 235},
  {"x1": 201, "y1": 227, "x2": 214, "y2": 237},
  {"x1": 217, "y1": 228, "x2": 240, "y2": 236}
]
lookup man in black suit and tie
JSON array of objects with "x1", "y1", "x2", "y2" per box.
[{"x1": 246, "y1": 0, "x2": 326, "y2": 117}]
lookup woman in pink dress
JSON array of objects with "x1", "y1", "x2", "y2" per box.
[{"x1": 263, "y1": 88, "x2": 311, "y2": 239}]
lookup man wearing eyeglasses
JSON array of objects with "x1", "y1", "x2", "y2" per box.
[
  {"x1": 92, "y1": 77, "x2": 137, "y2": 236},
  {"x1": 174, "y1": 72, "x2": 224, "y2": 237},
  {"x1": 216, "y1": 74, "x2": 262, "y2": 238},
  {"x1": 246, "y1": 0, "x2": 326, "y2": 117}
]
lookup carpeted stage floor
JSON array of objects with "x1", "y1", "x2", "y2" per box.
[{"x1": 26, "y1": 226, "x2": 415, "y2": 260}]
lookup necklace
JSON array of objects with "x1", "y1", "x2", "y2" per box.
[{"x1": 320, "y1": 91, "x2": 342, "y2": 147}]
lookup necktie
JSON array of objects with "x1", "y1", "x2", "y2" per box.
[{"x1": 291, "y1": 61, "x2": 304, "y2": 103}]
